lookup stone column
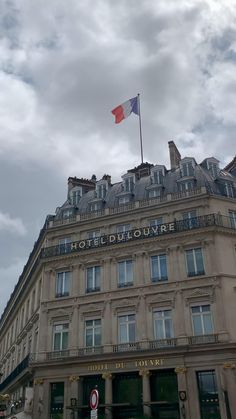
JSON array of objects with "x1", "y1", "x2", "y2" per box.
[
  {"x1": 68, "y1": 376, "x2": 80, "y2": 419},
  {"x1": 174, "y1": 367, "x2": 190, "y2": 419},
  {"x1": 139, "y1": 369, "x2": 151, "y2": 417},
  {"x1": 33, "y1": 379, "x2": 44, "y2": 419},
  {"x1": 221, "y1": 363, "x2": 236, "y2": 418},
  {"x1": 143, "y1": 252, "x2": 150, "y2": 284},
  {"x1": 102, "y1": 372, "x2": 113, "y2": 419}
]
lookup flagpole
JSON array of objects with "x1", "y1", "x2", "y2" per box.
[{"x1": 137, "y1": 93, "x2": 144, "y2": 164}]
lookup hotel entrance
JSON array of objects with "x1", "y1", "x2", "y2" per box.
[
  {"x1": 150, "y1": 370, "x2": 180, "y2": 418},
  {"x1": 113, "y1": 372, "x2": 143, "y2": 418}
]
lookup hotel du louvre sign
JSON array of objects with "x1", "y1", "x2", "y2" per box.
[{"x1": 42, "y1": 214, "x2": 217, "y2": 258}]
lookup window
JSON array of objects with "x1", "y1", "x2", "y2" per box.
[
  {"x1": 124, "y1": 177, "x2": 134, "y2": 192},
  {"x1": 97, "y1": 183, "x2": 106, "y2": 199},
  {"x1": 53, "y1": 324, "x2": 69, "y2": 351},
  {"x1": 86, "y1": 266, "x2": 101, "y2": 293},
  {"x1": 58, "y1": 237, "x2": 71, "y2": 253},
  {"x1": 197, "y1": 371, "x2": 220, "y2": 419},
  {"x1": 229, "y1": 210, "x2": 236, "y2": 228},
  {"x1": 62, "y1": 208, "x2": 73, "y2": 219},
  {"x1": 150, "y1": 217, "x2": 163, "y2": 227},
  {"x1": 56, "y1": 271, "x2": 71, "y2": 297},
  {"x1": 119, "y1": 314, "x2": 135, "y2": 343},
  {"x1": 181, "y1": 161, "x2": 194, "y2": 177},
  {"x1": 116, "y1": 224, "x2": 130, "y2": 233},
  {"x1": 183, "y1": 210, "x2": 197, "y2": 229},
  {"x1": 207, "y1": 161, "x2": 219, "y2": 178},
  {"x1": 85, "y1": 319, "x2": 101, "y2": 347},
  {"x1": 119, "y1": 195, "x2": 130, "y2": 205},
  {"x1": 191, "y1": 305, "x2": 213, "y2": 335},
  {"x1": 152, "y1": 169, "x2": 164, "y2": 184},
  {"x1": 90, "y1": 202, "x2": 101, "y2": 212},
  {"x1": 118, "y1": 260, "x2": 133, "y2": 287},
  {"x1": 70, "y1": 188, "x2": 81, "y2": 205},
  {"x1": 151, "y1": 255, "x2": 168, "y2": 281},
  {"x1": 186, "y1": 248, "x2": 205, "y2": 277},
  {"x1": 88, "y1": 230, "x2": 101, "y2": 239},
  {"x1": 153, "y1": 310, "x2": 174, "y2": 340},
  {"x1": 180, "y1": 181, "x2": 194, "y2": 192},
  {"x1": 148, "y1": 188, "x2": 161, "y2": 198},
  {"x1": 224, "y1": 182, "x2": 234, "y2": 198}
]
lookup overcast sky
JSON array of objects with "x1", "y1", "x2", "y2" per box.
[{"x1": 0, "y1": 0, "x2": 236, "y2": 316}]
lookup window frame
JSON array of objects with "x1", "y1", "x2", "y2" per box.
[
  {"x1": 191, "y1": 304, "x2": 214, "y2": 336},
  {"x1": 118, "y1": 314, "x2": 136, "y2": 344},
  {"x1": 153, "y1": 310, "x2": 174, "y2": 340},
  {"x1": 53, "y1": 323, "x2": 69, "y2": 351},
  {"x1": 117, "y1": 260, "x2": 133, "y2": 287},
  {"x1": 185, "y1": 248, "x2": 205, "y2": 277},
  {"x1": 85, "y1": 319, "x2": 102, "y2": 347},
  {"x1": 55, "y1": 271, "x2": 71, "y2": 298},
  {"x1": 86, "y1": 266, "x2": 101, "y2": 293},
  {"x1": 150, "y1": 254, "x2": 168, "y2": 282}
]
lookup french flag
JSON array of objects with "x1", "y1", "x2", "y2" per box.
[{"x1": 111, "y1": 96, "x2": 139, "y2": 123}]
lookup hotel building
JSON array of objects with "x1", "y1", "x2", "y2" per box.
[{"x1": 0, "y1": 141, "x2": 236, "y2": 419}]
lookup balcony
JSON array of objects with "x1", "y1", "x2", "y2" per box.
[
  {"x1": 42, "y1": 213, "x2": 235, "y2": 259},
  {"x1": 0, "y1": 355, "x2": 30, "y2": 392},
  {"x1": 30, "y1": 334, "x2": 223, "y2": 363}
]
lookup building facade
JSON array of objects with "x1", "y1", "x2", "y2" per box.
[{"x1": 0, "y1": 141, "x2": 236, "y2": 419}]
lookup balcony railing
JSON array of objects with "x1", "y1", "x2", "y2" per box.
[
  {"x1": 0, "y1": 355, "x2": 30, "y2": 392},
  {"x1": 42, "y1": 213, "x2": 235, "y2": 259},
  {"x1": 30, "y1": 334, "x2": 223, "y2": 363}
]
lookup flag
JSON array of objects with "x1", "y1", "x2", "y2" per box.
[{"x1": 111, "y1": 96, "x2": 139, "y2": 123}]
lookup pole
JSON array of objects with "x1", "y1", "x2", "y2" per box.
[{"x1": 137, "y1": 93, "x2": 144, "y2": 164}]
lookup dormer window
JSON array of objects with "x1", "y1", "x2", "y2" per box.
[
  {"x1": 124, "y1": 176, "x2": 134, "y2": 193},
  {"x1": 70, "y1": 187, "x2": 82, "y2": 206},
  {"x1": 224, "y1": 182, "x2": 234, "y2": 198},
  {"x1": 151, "y1": 166, "x2": 165, "y2": 184},
  {"x1": 97, "y1": 183, "x2": 107, "y2": 199},
  {"x1": 181, "y1": 161, "x2": 194, "y2": 177},
  {"x1": 206, "y1": 159, "x2": 219, "y2": 178}
]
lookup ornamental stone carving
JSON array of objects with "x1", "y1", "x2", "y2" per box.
[
  {"x1": 175, "y1": 366, "x2": 187, "y2": 374},
  {"x1": 69, "y1": 375, "x2": 80, "y2": 382}
]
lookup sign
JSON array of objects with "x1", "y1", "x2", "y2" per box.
[
  {"x1": 90, "y1": 389, "x2": 99, "y2": 410},
  {"x1": 90, "y1": 409, "x2": 98, "y2": 419}
]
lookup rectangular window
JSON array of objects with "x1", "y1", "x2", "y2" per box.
[
  {"x1": 124, "y1": 177, "x2": 134, "y2": 192},
  {"x1": 197, "y1": 371, "x2": 220, "y2": 419},
  {"x1": 56, "y1": 271, "x2": 71, "y2": 297},
  {"x1": 71, "y1": 189, "x2": 81, "y2": 205},
  {"x1": 186, "y1": 248, "x2": 205, "y2": 277},
  {"x1": 88, "y1": 230, "x2": 101, "y2": 239},
  {"x1": 58, "y1": 237, "x2": 71, "y2": 253},
  {"x1": 97, "y1": 184, "x2": 106, "y2": 199},
  {"x1": 116, "y1": 224, "x2": 131, "y2": 233},
  {"x1": 62, "y1": 208, "x2": 73, "y2": 219},
  {"x1": 153, "y1": 310, "x2": 174, "y2": 340},
  {"x1": 90, "y1": 202, "x2": 101, "y2": 212},
  {"x1": 151, "y1": 255, "x2": 168, "y2": 281},
  {"x1": 118, "y1": 260, "x2": 133, "y2": 287},
  {"x1": 182, "y1": 162, "x2": 194, "y2": 177},
  {"x1": 86, "y1": 266, "x2": 101, "y2": 293},
  {"x1": 224, "y1": 182, "x2": 234, "y2": 198},
  {"x1": 50, "y1": 382, "x2": 64, "y2": 415},
  {"x1": 180, "y1": 181, "x2": 194, "y2": 192},
  {"x1": 119, "y1": 196, "x2": 130, "y2": 205},
  {"x1": 191, "y1": 305, "x2": 213, "y2": 335},
  {"x1": 229, "y1": 210, "x2": 236, "y2": 228},
  {"x1": 152, "y1": 170, "x2": 164, "y2": 184},
  {"x1": 148, "y1": 188, "x2": 161, "y2": 198},
  {"x1": 207, "y1": 162, "x2": 218, "y2": 178},
  {"x1": 150, "y1": 217, "x2": 163, "y2": 227},
  {"x1": 183, "y1": 210, "x2": 197, "y2": 229},
  {"x1": 53, "y1": 324, "x2": 69, "y2": 351},
  {"x1": 85, "y1": 319, "x2": 101, "y2": 347},
  {"x1": 119, "y1": 314, "x2": 135, "y2": 343}
]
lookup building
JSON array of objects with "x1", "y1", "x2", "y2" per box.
[{"x1": 0, "y1": 141, "x2": 236, "y2": 419}]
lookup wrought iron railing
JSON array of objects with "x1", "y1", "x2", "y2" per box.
[
  {"x1": 41, "y1": 213, "x2": 235, "y2": 259},
  {"x1": 0, "y1": 355, "x2": 30, "y2": 391},
  {"x1": 188, "y1": 334, "x2": 219, "y2": 345}
]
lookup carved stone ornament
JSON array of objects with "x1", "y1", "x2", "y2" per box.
[
  {"x1": 48, "y1": 308, "x2": 73, "y2": 324},
  {"x1": 69, "y1": 375, "x2": 80, "y2": 382},
  {"x1": 102, "y1": 372, "x2": 112, "y2": 380},
  {"x1": 34, "y1": 378, "x2": 44, "y2": 385},
  {"x1": 139, "y1": 369, "x2": 151, "y2": 377},
  {"x1": 184, "y1": 287, "x2": 214, "y2": 306},
  {"x1": 147, "y1": 293, "x2": 175, "y2": 311},
  {"x1": 111, "y1": 297, "x2": 139, "y2": 315},
  {"x1": 223, "y1": 362, "x2": 236, "y2": 370},
  {"x1": 175, "y1": 366, "x2": 187, "y2": 374}
]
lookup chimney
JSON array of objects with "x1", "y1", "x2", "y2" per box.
[{"x1": 168, "y1": 141, "x2": 181, "y2": 169}]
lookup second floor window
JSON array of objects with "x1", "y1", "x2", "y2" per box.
[
  {"x1": 153, "y1": 310, "x2": 174, "y2": 340},
  {"x1": 151, "y1": 255, "x2": 168, "y2": 281},
  {"x1": 186, "y1": 248, "x2": 205, "y2": 277},
  {"x1": 118, "y1": 260, "x2": 133, "y2": 287},
  {"x1": 229, "y1": 210, "x2": 236, "y2": 228},
  {"x1": 119, "y1": 314, "x2": 135, "y2": 343},
  {"x1": 191, "y1": 305, "x2": 213, "y2": 335},
  {"x1": 86, "y1": 266, "x2": 101, "y2": 293},
  {"x1": 85, "y1": 319, "x2": 101, "y2": 347},
  {"x1": 56, "y1": 272, "x2": 71, "y2": 297},
  {"x1": 53, "y1": 324, "x2": 69, "y2": 351}
]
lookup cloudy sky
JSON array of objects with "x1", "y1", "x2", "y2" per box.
[{"x1": 0, "y1": 0, "x2": 236, "y2": 315}]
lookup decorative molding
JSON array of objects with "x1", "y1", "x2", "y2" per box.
[
  {"x1": 139, "y1": 369, "x2": 151, "y2": 377},
  {"x1": 147, "y1": 293, "x2": 175, "y2": 310},
  {"x1": 184, "y1": 287, "x2": 215, "y2": 306},
  {"x1": 175, "y1": 366, "x2": 187, "y2": 374},
  {"x1": 223, "y1": 362, "x2": 235, "y2": 370},
  {"x1": 69, "y1": 375, "x2": 80, "y2": 382},
  {"x1": 111, "y1": 297, "x2": 139, "y2": 315},
  {"x1": 34, "y1": 378, "x2": 44, "y2": 385},
  {"x1": 102, "y1": 372, "x2": 112, "y2": 380}
]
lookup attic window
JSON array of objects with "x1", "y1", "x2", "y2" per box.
[
  {"x1": 97, "y1": 183, "x2": 107, "y2": 199},
  {"x1": 207, "y1": 161, "x2": 219, "y2": 178},
  {"x1": 70, "y1": 187, "x2": 82, "y2": 205},
  {"x1": 181, "y1": 161, "x2": 194, "y2": 177}
]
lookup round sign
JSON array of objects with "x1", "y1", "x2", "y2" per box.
[{"x1": 90, "y1": 389, "x2": 99, "y2": 410}]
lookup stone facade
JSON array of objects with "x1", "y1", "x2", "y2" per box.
[{"x1": 0, "y1": 142, "x2": 236, "y2": 419}]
